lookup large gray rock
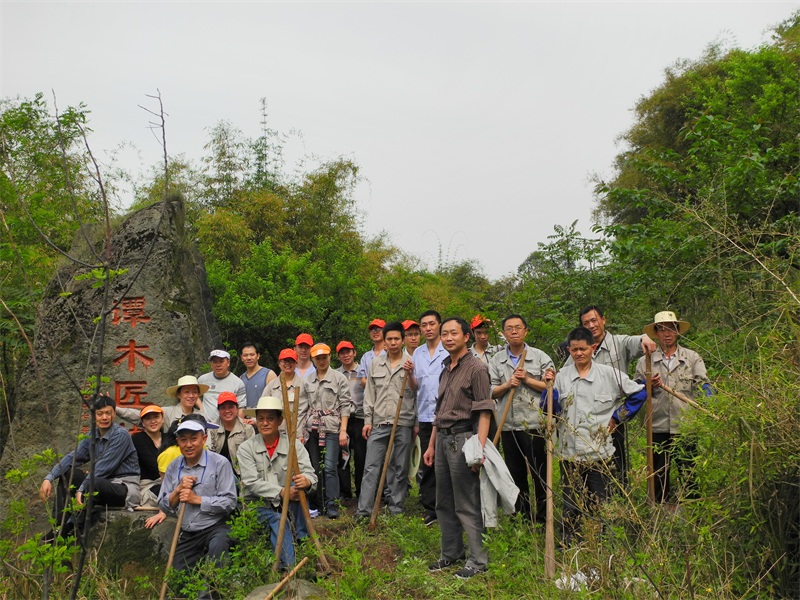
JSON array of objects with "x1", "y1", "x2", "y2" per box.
[{"x1": 0, "y1": 195, "x2": 220, "y2": 524}]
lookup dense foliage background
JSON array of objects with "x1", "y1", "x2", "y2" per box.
[{"x1": 1, "y1": 12, "x2": 797, "y2": 598}]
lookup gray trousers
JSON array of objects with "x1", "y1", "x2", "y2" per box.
[
  {"x1": 357, "y1": 425, "x2": 412, "y2": 516},
  {"x1": 435, "y1": 431, "x2": 487, "y2": 570}
]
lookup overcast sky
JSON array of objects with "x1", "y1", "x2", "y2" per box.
[{"x1": 2, "y1": 1, "x2": 795, "y2": 279}]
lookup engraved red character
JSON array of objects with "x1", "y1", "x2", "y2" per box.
[
  {"x1": 111, "y1": 297, "x2": 152, "y2": 329},
  {"x1": 115, "y1": 381, "x2": 148, "y2": 406},
  {"x1": 113, "y1": 340, "x2": 155, "y2": 373}
]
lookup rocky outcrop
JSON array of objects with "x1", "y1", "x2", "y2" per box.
[{"x1": 0, "y1": 195, "x2": 220, "y2": 523}]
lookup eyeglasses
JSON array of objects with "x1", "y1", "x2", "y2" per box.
[{"x1": 503, "y1": 326, "x2": 526, "y2": 333}]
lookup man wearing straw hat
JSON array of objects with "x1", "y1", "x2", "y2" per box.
[
  {"x1": 356, "y1": 321, "x2": 417, "y2": 520},
  {"x1": 635, "y1": 311, "x2": 712, "y2": 505},
  {"x1": 157, "y1": 414, "x2": 236, "y2": 579},
  {"x1": 238, "y1": 396, "x2": 316, "y2": 569}
]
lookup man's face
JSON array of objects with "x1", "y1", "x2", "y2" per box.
[
  {"x1": 210, "y1": 357, "x2": 230, "y2": 377},
  {"x1": 405, "y1": 327, "x2": 421, "y2": 349},
  {"x1": 338, "y1": 348, "x2": 356, "y2": 368},
  {"x1": 218, "y1": 401, "x2": 238, "y2": 424},
  {"x1": 369, "y1": 326, "x2": 383, "y2": 343},
  {"x1": 580, "y1": 310, "x2": 606, "y2": 343},
  {"x1": 473, "y1": 325, "x2": 490, "y2": 345},
  {"x1": 241, "y1": 347, "x2": 259, "y2": 369},
  {"x1": 279, "y1": 358, "x2": 297, "y2": 374},
  {"x1": 95, "y1": 406, "x2": 115, "y2": 430},
  {"x1": 440, "y1": 321, "x2": 469, "y2": 355},
  {"x1": 502, "y1": 318, "x2": 527, "y2": 346},
  {"x1": 568, "y1": 340, "x2": 595, "y2": 369},
  {"x1": 177, "y1": 385, "x2": 201, "y2": 409},
  {"x1": 177, "y1": 430, "x2": 206, "y2": 462},
  {"x1": 256, "y1": 410, "x2": 283, "y2": 437},
  {"x1": 142, "y1": 412, "x2": 163, "y2": 433},
  {"x1": 385, "y1": 330, "x2": 404, "y2": 354},
  {"x1": 420, "y1": 315, "x2": 440, "y2": 342},
  {"x1": 295, "y1": 344, "x2": 311, "y2": 361},
  {"x1": 655, "y1": 323, "x2": 679, "y2": 349},
  {"x1": 312, "y1": 352, "x2": 331, "y2": 370}
]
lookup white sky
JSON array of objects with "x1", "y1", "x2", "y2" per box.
[{"x1": 1, "y1": 1, "x2": 796, "y2": 279}]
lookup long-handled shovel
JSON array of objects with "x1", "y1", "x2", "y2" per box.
[
  {"x1": 493, "y1": 350, "x2": 527, "y2": 446},
  {"x1": 273, "y1": 375, "x2": 297, "y2": 572},
  {"x1": 279, "y1": 377, "x2": 331, "y2": 573},
  {"x1": 659, "y1": 383, "x2": 719, "y2": 419},
  {"x1": 159, "y1": 502, "x2": 186, "y2": 600},
  {"x1": 645, "y1": 351, "x2": 655, "y2": 504},
  {"x1": 369, "y1": 371, "x2": 409, "y2": 531},
  {"x1": 544, "y1": 380, "x2": 556, "y2": 579}
]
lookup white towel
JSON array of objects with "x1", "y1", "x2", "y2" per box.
[{"x1": 462, "y1": 436, "x2": 519, "y2": 528}]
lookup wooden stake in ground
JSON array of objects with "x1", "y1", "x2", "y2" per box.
[
  {"x1": 369, "y1": 371, "x2": 409, "y2": 531},
  {"x1": 277, "y1": 376, "x2": 331, "y2": 573},
  {"x1": 159, "y1": 502, "x2": 186, "y2": 600},
  {"x1": 544, "y1": 380, "x2": 556, "y2": 579},
  {"x1": 265, "y1": 556, "x2": 310, "y2": 600},
  {"x1": 645, "y1": 351, "x2": 655, "y2": 504},
  {"x1": 493, "y1": 349, "x2": 527, "y2": 446}
]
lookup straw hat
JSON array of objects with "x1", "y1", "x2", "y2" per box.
[
  {"x1": 166, "y1": 375, "x2": 210, "y2": 398},
  {"x1": 408, "y1": 435, "x2": 422, "y2": 480},
  {"x1": 643, "y1": 311, "x2": 690, "y2": 338},
  {"x1": 244, "y1": 396, "x2": 284, "y2": 418}
]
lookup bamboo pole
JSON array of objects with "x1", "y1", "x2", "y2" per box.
[
  {"x1": 660, "y1": 383, "x2": 719, "y2": 419},
  {"x1": 265, "y1": 556, "x2": 309, "y2": 600},
  {"x1": 369, "y1": 370, "x2": 409, "y2": 531},
  {"x1": 646, "y1": 351, "x2": 655, "y2": 504},
  {"x1": 544, "y1": 380, "x2": 556, "y2": 579},
  {"x1": 159, "y1": 502, "x2": 186, "y2": 600},
  {"x1": 273, "y1": 376, "x2": 295, "y2": 571}
]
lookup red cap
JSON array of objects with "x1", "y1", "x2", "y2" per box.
[
  {"x1": 295, "y1": 333, "x2": 313, "y2": 346},
  {"x1": 217, "y1": 391, "x2": 238, "y2": 406},
  {"x1": 470, "y1": 315, "x2": 489, "y2": 330},
  {"x1": 336, "y1": 340, "x2": 355, "y2": 353},
  {"x1": 368, "y1": 319, "x2": 386, "y2": 330},
  {"x1": 279, "y1": 348, "x2": 298, "y2": 361},
  {"x1": 402, "y1": 319, "x2": 420, "y2": 330}
]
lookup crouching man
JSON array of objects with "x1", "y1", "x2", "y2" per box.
[
  {"x1": 157, "y1": 414, "x2": 237, "y2": 588},
  {"x1": 237, "y1": 396, "x2": 317, "y2": 569}
]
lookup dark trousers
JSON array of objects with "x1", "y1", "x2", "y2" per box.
[
  {"x1": 561, "y1": 460, "x2": 610, "y2": 544},
  {"x1": 501, "y1": 429, "x2": 547, "y2": 523},
  {"x1": 611, "y1": 421, "x2": 628, "y2": 487},
  {"x1": 339, "y1": 416, "x2": 366, "y2": 499},
  {"x1": 417, "y1": 422, "x2": 436, "y2": 516},
  {"x1": 305, "y1": 431, "x2": 340, "y2": 512},
  {"x1": 174, "y1": 523, "x2": 231, "y2": 571},
  {"x1": 54, "y1": 470, "x2": 127, "y2": 534},
  {"x1": 653, "y1": 432, "x2": 698, "y2": 503}
]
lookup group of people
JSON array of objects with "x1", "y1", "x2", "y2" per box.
[{"x1": 39, "y1": 306, "x2": 711, "y2": 589}]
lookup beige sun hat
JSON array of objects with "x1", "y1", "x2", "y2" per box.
[
  {"x1": 244, "y1": 395, "x2": 284, "y2": 418},
  {"x1": 166, "y1": 375, "x2": 210, "y2": 398},
  {"x1": 643, "y1": 311, "x2": 690, "y2": 338},
  {"x1": 408, "y1": 435, "x2": 422, "y2": 480}
]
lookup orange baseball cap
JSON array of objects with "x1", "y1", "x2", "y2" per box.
[
  {"x1": 402, "y1": 319, "x2": 420, "y2": 330},
  {"x1": 368, "y1": 319, "x2": 386, "y2": 330},
  {"x1": 311, "y1": 343, "x2": 332, "y2": 357},
  {"x1": 295, "y1": 333, "x2": 314, "y2": 346},
  {"x1": 279, "y1": 348, "x2": 298, "y2": 361},
  {"x1": 217, "y1": 391, "x2": 239, "y2": 406},
  {"x1": 139, "y1": 404, "x2": 164, "y2": 419},
  {"x1": 336, "y1": 341, "x2": 355, "y2": 353}
]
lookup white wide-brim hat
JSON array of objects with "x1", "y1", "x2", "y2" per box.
[
  {"x1": 244, "y1": 396, "x2": 284, "y2": 417},
  {"x1": 643, "y1": 311, "x2": 690, "y2": 338},
  {"x1": 166, "y1": 375, "x2": 210, "y2": 398}
]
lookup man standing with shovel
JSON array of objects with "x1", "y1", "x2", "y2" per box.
[{"x1": 356, "y1": 322, "x2": 417, "y2": 521}]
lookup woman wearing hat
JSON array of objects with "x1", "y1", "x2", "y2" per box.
[
  {"x1": 635, "y1": 311, "x2": 712, "y2": 505},
  {"x1": 116, "y1": 375, "x2": 208, "y2": 433},
  {"x1": 131, "y1": 405, "x2": 169, "y2": 507}
]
